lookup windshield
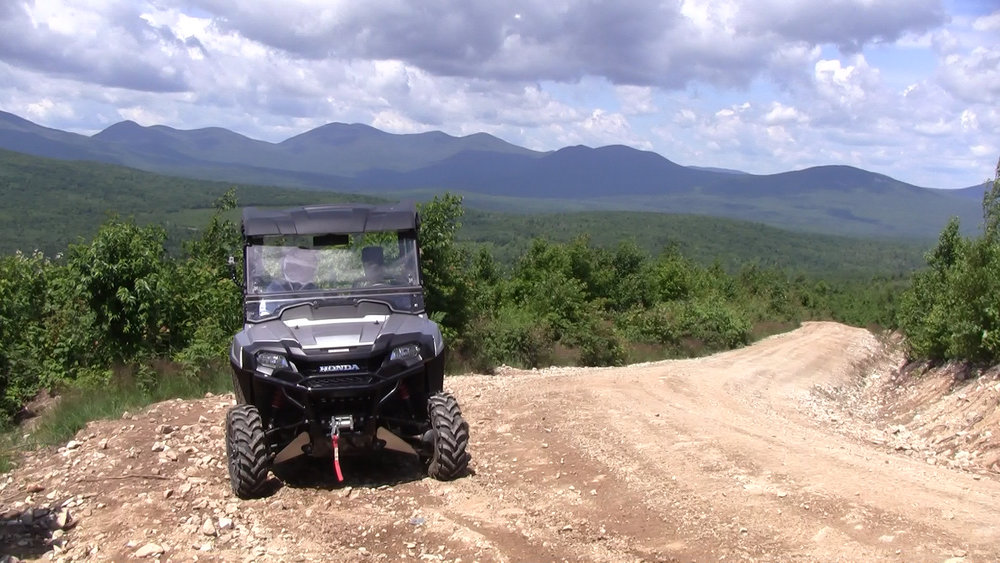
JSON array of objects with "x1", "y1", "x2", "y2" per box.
[{"x1": 246, "y1": 231, "x2": 420, "y2": 296}]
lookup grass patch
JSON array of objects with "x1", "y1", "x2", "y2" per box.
[
  {"x1": 0, "y1": 433, "x2": 17, "y2": 473},
  {"x1": 1, "y1": 361, "x2": 232, "y2": 473}
]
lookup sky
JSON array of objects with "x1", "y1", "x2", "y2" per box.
[{"x1": 0, "y1": 0, "x2": 997, "y2": 189}]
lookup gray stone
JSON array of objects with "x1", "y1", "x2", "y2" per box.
[
  {"x1": 201, "y1": 517, "x2": 217, "y2": 536},
  {"x1": 134, "y1": 543, "x2": 164, "y2": 558}
]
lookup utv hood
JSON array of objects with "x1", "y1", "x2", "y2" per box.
[{"x1": 240, "y1": 309, "x2": 434, "y2": 353}]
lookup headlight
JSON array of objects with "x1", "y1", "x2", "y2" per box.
[
  {"x1": 256, "y1": 351, "x2": 289, "y2": 369},
  {"x1": 389, "y1": 343, "x2": 422, "y2": 362}
]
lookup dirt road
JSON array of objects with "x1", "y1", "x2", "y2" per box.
[{"x1": 2, "y1": 322, "x2": 999, "y2": 562}]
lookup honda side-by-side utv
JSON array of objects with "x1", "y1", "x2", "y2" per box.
[{"x1": 226, "y1": 202, "x2": 470, "y2": 498}]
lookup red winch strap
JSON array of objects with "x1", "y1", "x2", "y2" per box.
[{"x1": 332, "y1": 434, "x2": 344, "y2": 482}]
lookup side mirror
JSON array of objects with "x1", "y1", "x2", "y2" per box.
[{"x1": 227, "y1": 256, "x2": 243, "y2": 290}]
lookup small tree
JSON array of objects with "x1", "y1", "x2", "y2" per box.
[
  {"x1": 66, "y1": 218, "x2": 172, "y2": 364},
  {"x1": 0, "y1": 251, "x2": 51, "y2": 426},
  {"x1": 418, "y1": 194, "x2": 473, "y2": 341},
  {"x1": 170, "y1": 189, "x2": 243, "y2": 370},
  {"x1": 899, "y1": 157, "x2": 1000, "y2": 362}
]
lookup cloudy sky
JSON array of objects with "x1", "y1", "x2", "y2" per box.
[{"x1": 0, "y1": 0, "x2": 997, "y2": 189}]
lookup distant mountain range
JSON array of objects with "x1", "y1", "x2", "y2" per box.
[{"x1": 0, "y1": 110, "x2": 990, "y2": 238}]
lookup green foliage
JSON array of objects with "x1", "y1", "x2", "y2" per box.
[
  {"x1": 169, "y1": 189, "x2": 243, "y2": 372},
  {"x1": 460, "y1": 209, "x2": 929, "y2": 280},
  {"x1": 67, "y1": 218, "x2": 172, "y2": 363},
  {"x1": 899, "y1": 158, "x2": 1000, "y2": 363},
  {"x1": 679, "y1": 300, "x2": 752, "y2": 351},
  {"x1": 464, "y1": 305, "x2": 555, "y2": 371},
  {"x1": 983, "y1": 157, "x2": 1000, "y2": 244},
  {"x1": 0, "y1": 185, "x2": 920, "y2": 435},
  {"x1": 0, "y1": 191, "x2": 243, "y2": 428},
  {"x1": 619, "y1": 298, "x2": 750, "y2": 354},
  {"x1": 0, "y1": 251, "x2": 50, "y2": 427},
  {"x1": 418, "y1": 193, "x2": 474, "y2": 342},
  {"x1": 450, "y1": 222, "x2": 834, "y2": 370},
  {"x1": 575, "y1": 318, "x2": 627, "y2": 367},
  {"x1": 0, "y1": 148, "x2": 382, "y2": 256}
]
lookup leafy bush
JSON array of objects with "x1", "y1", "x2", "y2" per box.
[
  {"x1": 65, "y1": 218, "x2": 173, "y2": 364},
  {"x1": 0, "y1": 251, "x2": 50, "y2": 427},
  {"x1": 898, "y1": 158, "x2": 1000, "y2": 362},
  {"x1": 0, "y1": 190, "x2": 242, "y2": 427},
  {"x1": 680, "y1": 300, "x2": 752, "y2": 351},
  {"x1": 574, "y1": 317, "x2": 627, "y2": 367},
  {"x1": 619, "y1": 299, "x2": 750, "y2": 353},
  {"x1": 464, "y1": 305, "x2": 555, "y2": 370},
  {"x1": 418, "y1": 193, "x2": 474, "y2": 343}
]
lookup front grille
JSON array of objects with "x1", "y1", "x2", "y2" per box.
[
  {"x1": 295, "y1": 356, "x2": 378, "y2": 375},
  {"x1": 304, "y1": 374, "x2": 376, "y2": 388},
  {"x1": 292, "y1": 352, "x2": 386, "y2": 390},
  {"x1": 312, "y1": 393, "x2": 376, "y2": 417}
]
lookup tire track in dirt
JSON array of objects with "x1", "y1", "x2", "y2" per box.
[{"x1": 3, "y1": 322, "x2": 999, "y2": 562}]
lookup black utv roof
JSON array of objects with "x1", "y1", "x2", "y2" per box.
[{"x1": 242, "y1": 202, "x2": 418, "y2": 237}]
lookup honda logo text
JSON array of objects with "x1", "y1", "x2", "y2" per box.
[{"x1": 319, "y1": 364, "x2": 361, "y2": 373}]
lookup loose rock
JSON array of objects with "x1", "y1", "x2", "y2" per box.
[
  {"x1": 202, "y1": 517, "x2": 217, "y2": 536},
  {"x1": 134, "y1": 543, "x2": 164, "y2": 558}
]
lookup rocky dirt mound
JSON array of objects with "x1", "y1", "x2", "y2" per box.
[{"x1": 803, "y1": 334, "x2": 1000, "y2": 476}]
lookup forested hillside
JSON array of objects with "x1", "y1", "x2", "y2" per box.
[
  {"x1": 1, "y1": 149, "x2": 927, "y2": 280},
  {"x1": 461, "y1": 210, "x2": 927, "y2": 279},
  {"x1": 0, "y1": 149, "x2": 379, "y2": 255}
]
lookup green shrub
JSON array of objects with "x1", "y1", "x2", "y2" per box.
[
  {"x1": 0, "y1": 190, "x2": 242, "y2": 428},
  {"x1": 620, "y1": 302, "x2": 683, "y2": 345},
  {"x1": 681, "y1": 300, "x2": 752, "y2": 350},
  {"x1": 0, "y1": 251, "x2": 50, "y2": 427},
  {"x1": 419, "y1": 193, "x2": 474, "y2": 337},
  {"x1": 898, "y1": 158, "x2": 1000, "y2": 363},
  {"x1": 574, "y1": 318, "x2": 627, "y2": 367},
  {"x1": 464, "y1": 305, "x2": 554, "y2": 370}
]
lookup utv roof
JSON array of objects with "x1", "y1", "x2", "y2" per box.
[{"x1": 242, "y1": 202, "x2": 418, "y2": 237}]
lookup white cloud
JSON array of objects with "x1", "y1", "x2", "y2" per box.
[
  {"x1": 24, "y1": 98, "x2": 75, "y2": 122},
  {"x1": 616, "y1": 85, "x2": 657, "y2": 115},
  {"x1": 971, "y1": 144, "x2": 994, "y2": 157},
  {"x1": 763, "y1": 102, "x2": 807, "y2": 125},
  {"x1": 813, "y1": 56, "x2": 879, "y2": 107},
  {"x1": 972, "y1": 11, "x2": 1000, "y2": 32},
  {"x1": 118, "y1": 104, "x2": 178, "y2": 126},
  {"x1": 582, "y1": 109, "x2": 629, "y2": 136},
  {"x1": 765, "y1": 125, "x2": 795, "y2": 145},
  {"x1": 673, "y1": 108, "x2": 697, "y2": 127},
  {"x1": 937, "y1": 47, "x2": 1000, "y2": 104},
  {"x1": 960, "y1": 109, "x2": 979, "y2": 131},
  {"x1": 371, "y1": 109, "x2": 425, "y2": 134}
]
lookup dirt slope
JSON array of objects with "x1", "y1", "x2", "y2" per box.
[{"x1": 2, "y1": 322, "x2": 999, "y2": 562}]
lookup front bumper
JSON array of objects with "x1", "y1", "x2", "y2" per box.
[{"x1": 232, "y1": 351, "x2": 445, "y2": 458}]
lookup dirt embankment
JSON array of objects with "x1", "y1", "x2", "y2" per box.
[{"x1": 2, "y1": 322, "x2": 999, "y2": 562}]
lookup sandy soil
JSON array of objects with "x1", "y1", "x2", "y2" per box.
[{"x1": 2, "y1": 321, "x2": 998, "y2": 562}]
